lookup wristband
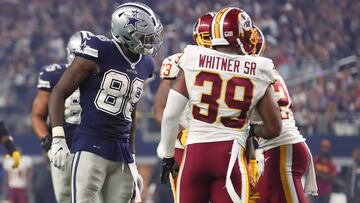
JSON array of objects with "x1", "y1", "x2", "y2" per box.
[
  {"x1": 0, "y1": 121, "x2": 9, "y2": 136},
  {"x1": 40, "y1": 134, "x2": 52, "y2": 152},
  {"x1": 4, "y1": 139, "x2": 16, "y2": 154},
  {"x1": 249, "y1": 124, "x2": 256, "y2": 137}
]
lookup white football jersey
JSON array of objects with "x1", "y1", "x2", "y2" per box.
[
  {"x1": 160, "y1": 53, "x2": 190, "y2": 148},
  {"x1": 178, "y1": 45, "x2": 276, "y2": 148},
  {"x1": 251, "y1": 71, "x2": 305, "y2": 151},
  {"x1": 3, "y1": 156, "x2": 32, "y2": 188}
]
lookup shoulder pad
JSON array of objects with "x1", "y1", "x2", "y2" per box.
[
  {"x1": 75, "y1": 34, "x2": 99, "y2": 59},
  {"x1": 257, "y1": 57, "x2": 276, "y2": 84},
  {"x1": 160, "y1": 53, "x2": 182, "y2": 79},
  {"x1": 37, "y1": 63, "x2": 65, "y2": 91},
  {"x1": 42, "y1": 63, "x2": 65, "y2": 73}
]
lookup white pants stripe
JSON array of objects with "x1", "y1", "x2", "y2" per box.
[
  {"x1": 71, "y1": 152, "x2": 81, "y2": 203},
  {"x1": 176, "y1": 146, "x2": 188, "y2": 203}
]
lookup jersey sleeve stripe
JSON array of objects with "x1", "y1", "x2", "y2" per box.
[{"x1": 82, "y1": 46, "x2": 98, "y2": 58}]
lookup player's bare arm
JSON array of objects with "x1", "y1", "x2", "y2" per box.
[
  {"x1": 49, "y1": 57, "x2": 99, "y2": 127},
  {"x1": 160, "y1": 69, "x2": 188, "y2": 183},
  {"x1": 130, "y1": 104, "x2": 137, "y2": 154},
  {"x1": 245, "y1": 137, "x2": 256, "y2": 161},
  {"x1": 169, "y1": 69, "x2": 188, "y2": 99},
  {"x1": 31, "y1": 90, "x2": 50, "y2": 139},
  {"x1": 31, "y1": 90, "x2": 52, "y2": 152},
  {"x1": 253, "y1": 87, "x2": 282, "y2": 139},
  {"x1": 153, "y1": 79, "x2": 172, "y2": 125}
]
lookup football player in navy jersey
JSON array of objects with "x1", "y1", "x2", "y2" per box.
[
  {"x1": 48, "y1": 2, "x2": 162, "y2": 203},
  {"x1": 31, "y1": 31, "x2": 87, "y2": 202}
]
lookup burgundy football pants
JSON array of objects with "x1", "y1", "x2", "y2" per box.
[
  {"x1": 175, "y1": 140, "x2": 249, "y2": 203},
  {"x1": 256, "y1": 142, "x2": 310, "y2": 203}
]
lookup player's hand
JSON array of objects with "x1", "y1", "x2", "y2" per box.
[
  {"x1": 5, "y1": 150, "x2": 21, "y2": 168},
  {"x1": 161, "y1": 157, "x2": 179, "y2": 184},
  {"x1": 136, "y1": 172, "x2": 144, "y2": 193},
  {"x1": 48, "y1": 127, "x2": 70, "y2": 170},
  {"x1": 249, "y1": 159, "x2": 260, "y2": 187}
]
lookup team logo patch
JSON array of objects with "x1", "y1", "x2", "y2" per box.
[
  {"x1": 224, "y1": 31, "x2": 233, "y2": 37},
  {"x1": 124, "y1": 10, "x2": 143, "y2": 29}
]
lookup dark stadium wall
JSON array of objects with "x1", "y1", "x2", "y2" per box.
[{"x1": 5, "y1": 133, "x2": 360, "y2": 158}]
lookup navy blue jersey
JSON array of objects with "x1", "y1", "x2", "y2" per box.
[
  {"x1": 37, "y1": 63, "x2": 81, "y2": 146},
  {"x1": 73, "y1": 34, "x2": 155, "y2": 162},
  {"x1": 37, "y1": 64, "x2": 67, "y2": 92}
]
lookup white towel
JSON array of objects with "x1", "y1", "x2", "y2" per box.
[
  {"x1": 225, "y1": 140, "x2": 242, "y2": 202},
  {"x1": 304, "y1": 144, "x2": 318, "y2": 195}
]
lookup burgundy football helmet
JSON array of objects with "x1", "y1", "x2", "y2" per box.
[
  {"x1": 211, "y1": 7, "x2": 264, "y2": 55},
  {"x1": 193, "y1": 12, "x2": 215, "y2": 48}
]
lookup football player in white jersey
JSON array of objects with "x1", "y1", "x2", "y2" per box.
[
  {"x1": 160, "y1": 7, "x2": 282, "y2": 203},
  {"x1": 0, "y1": 121, "x2": 21, "y2": 168},
  {"x1": 249, "y1": 34, "x2": 318, "y2": 203},
  {"x1": 31, "y1": 31, "x2": 85, "y2": 202},
  {"x1": 154, "y1": 12, "x2": 214, "y2": 200}
]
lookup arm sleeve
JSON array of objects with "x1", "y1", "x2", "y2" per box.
[{"x1": 160, "y1": 89, "x2": 188, "y2": 158}]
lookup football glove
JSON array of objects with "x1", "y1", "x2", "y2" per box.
[
  {"x1": 249, "y1": 180, "x2": 260, "y2": 203},
  {"x1": 161, "y1": 157, "x2": 179, "y2": 184},
  {"x1": 5, "y1": 150, "x2": 21, "y2": 169},
  {"x1": 179, "y1": 129, "x2": 187, "y2": 147},
  {"x1": 48, "y1": 127, "x2": 70, "y2": 170},
  {"x1": 249, "y1": 159, "x2": 260, "y2": 187},
  {"x1": 249, "y1": 190, "x2": 260, "y2": 203}
]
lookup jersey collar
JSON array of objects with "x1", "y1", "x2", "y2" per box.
[{"x1": 112, "y1": 39, "x2": 142, "y2": 69}]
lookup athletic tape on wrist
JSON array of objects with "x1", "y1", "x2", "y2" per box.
[{"x1": 52, "y1": 126, "x2": 65, "y2": 138}]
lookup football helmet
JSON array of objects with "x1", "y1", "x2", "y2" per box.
[
  {"x1": 240, "y1": 25, "x2": 266, "y2": 56},
  {"x1": 66, "y1": 31, "x2": 94, "y2": 64},
  {"x1": 193, "y1": 12, "x2": 215, "y2": 48},
  {"x1": 111, "y1": 2, "x2": 163, "y2": 56},
  {"x1": 248, "y1": 25, "x2": 266, "y2": 56},
  {"x1": 211, "y1": 7, "x2": 259, "y2": 55}
]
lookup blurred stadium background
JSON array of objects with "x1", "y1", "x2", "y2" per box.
[{"x1": 0, "y1": 0, "x2": 359, "y2": 202}]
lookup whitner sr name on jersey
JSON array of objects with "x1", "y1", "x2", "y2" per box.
[{"x1": 199, "y1": 54, "x2": 256, "y2": 75}]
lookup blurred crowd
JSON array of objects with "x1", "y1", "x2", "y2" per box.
[{"x1": 0, "y1": 0, "x2": 359, "y2": 136}]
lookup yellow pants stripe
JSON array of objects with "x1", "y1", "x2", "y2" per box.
[
  {"x1": 175, "y1": 147, "x2": 187, "y2": 203},
  {"x1": 280, "y1": 145, "x2": 300, "y2": 203}
]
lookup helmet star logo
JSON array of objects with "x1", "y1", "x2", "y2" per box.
[{"x1": 124, "y1": 10, "x2": 143, "y2": 29}]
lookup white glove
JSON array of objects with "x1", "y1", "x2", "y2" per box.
[
  {"x1": 132, "y1": 154, "x2": 144, "y2": 192},
  {"x1": 48, "y1": 126, "x2": 70, "y2": 170}
]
